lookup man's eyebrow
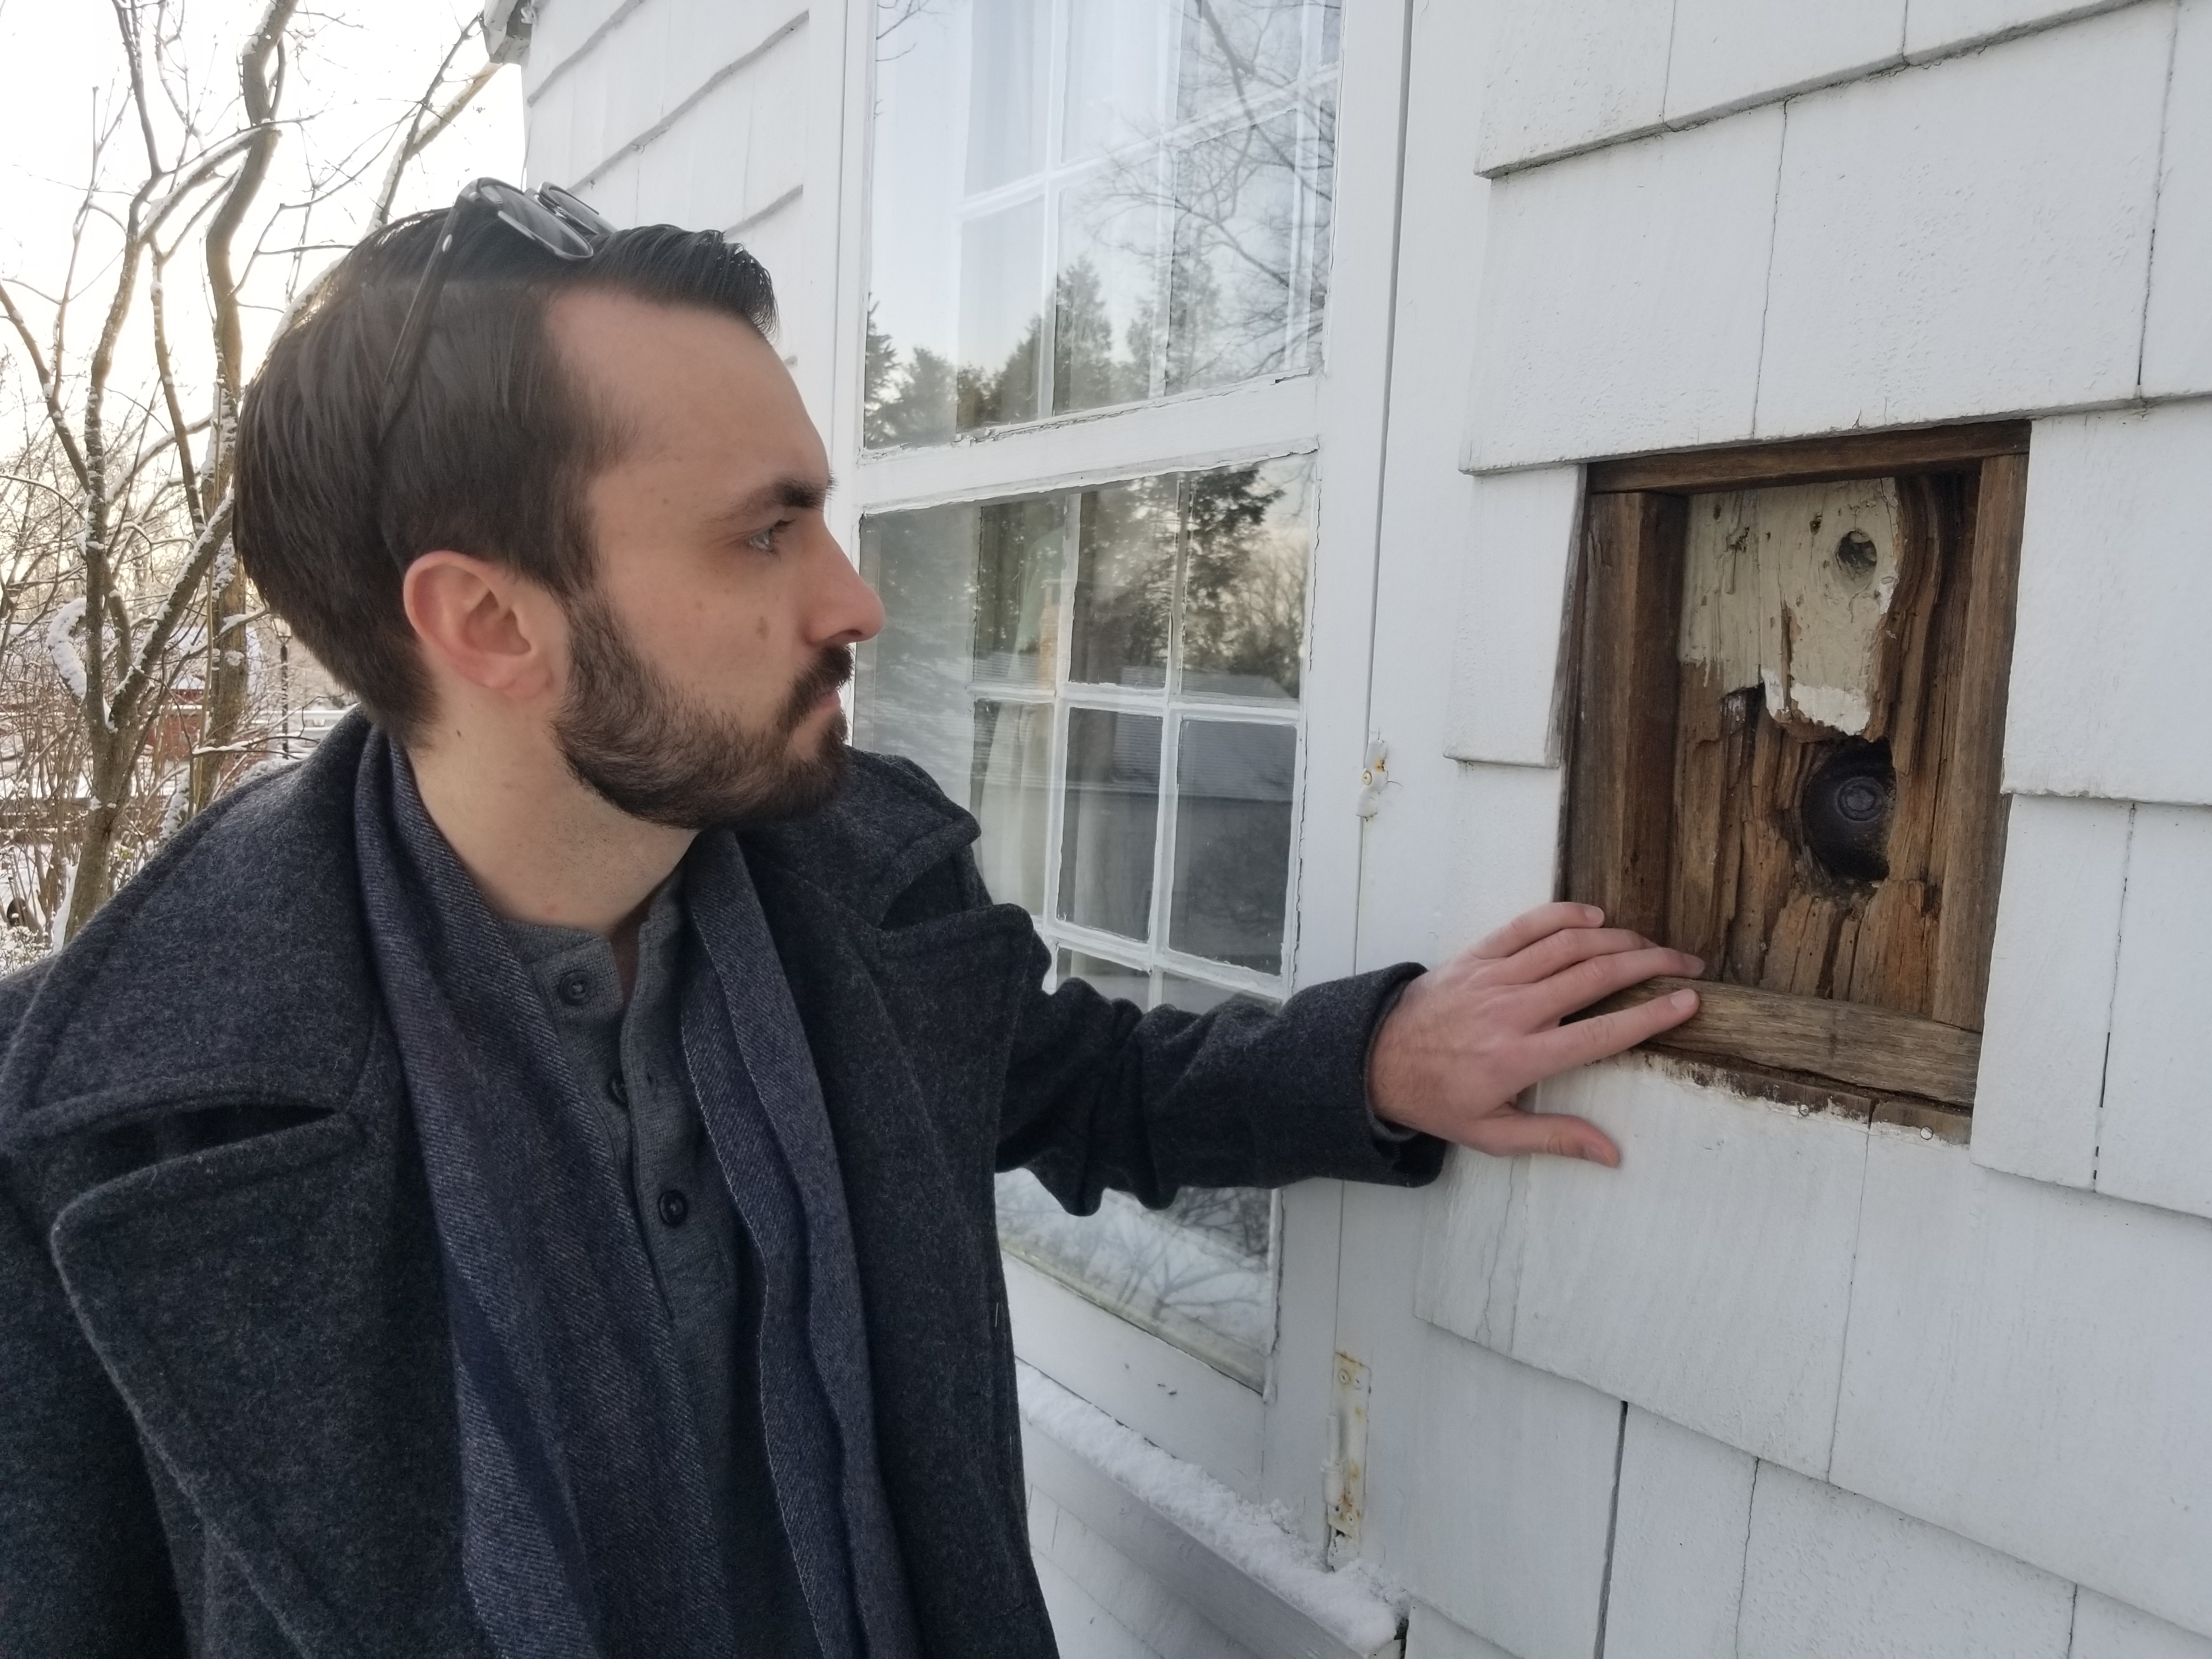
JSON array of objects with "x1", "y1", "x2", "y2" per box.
[{"x1": 716, "y1": 473, "x2": 835, "y2": 525}]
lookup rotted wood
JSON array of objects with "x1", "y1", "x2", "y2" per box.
[
  {"x1": 1928, "y1": 450, "x2": 2029, "y2": 1029},
  {"x1": 1661, "y1": 475, "x2": 1971, "y2": 1018},
  {"x1": 1565, "y1": 491, "x2": 1686, "y2": 941},
  {"x1": 1590, "y1": 977, "x2": 1983, "y2": 1106},
  {"x1": 1584, "y1": 421, "x2": 2030, "y2": 495}
]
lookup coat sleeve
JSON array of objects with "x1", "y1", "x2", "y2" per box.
[
  {"x1": 0, "y1": 1170, "x2": 188, "y2": 1656},
  {"x1": 994, "y1": 936, "x2": 1447, "y2": 1215}
]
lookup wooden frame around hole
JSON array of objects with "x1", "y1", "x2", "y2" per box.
[{"x1": 1567, "y1": 422, "x2": 2032, "y2": 1113}]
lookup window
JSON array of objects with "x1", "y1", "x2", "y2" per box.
[
  {"x1": 864, "y1": 0, "x2": 1341, "y2": 448},
  {"x1": 1566, "y1": 424, "x2": 2031, "y2": 1122},
  {"x1": 854, "y1": 453, "x2": 1314, "y2": 1385}
]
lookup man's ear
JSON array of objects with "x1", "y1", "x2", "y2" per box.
[{"x1": 402, "y1": 551, "x2": 563, "y2": 702}]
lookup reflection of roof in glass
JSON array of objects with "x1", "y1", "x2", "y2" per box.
[{"x1": 1178, "y1": 720, "x2": 1294, "y2": 804}]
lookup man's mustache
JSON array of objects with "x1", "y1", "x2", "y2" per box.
[{"x1": 781, "y1": 646, "x2": 854, "y2": 732}]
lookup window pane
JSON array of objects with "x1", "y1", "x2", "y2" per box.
[
  {"x1": 1179, "y1": 456, "x2": 1310, "y2": 700},
  {"x1": 1053, "y1": 171, "x2": 1161, "y2": 415},
  {"x1": 869, "y1": 0, "x2": 1338, "y2": 450},
  {"x1": 972, "y1": 496, "x2": 1065, "y2": 687},
  {"x1": 866, "y1": 1, "x2": 965, "y2": 449},
  {"x1": 1056, "y1": 946, "x2": 1152, "y2": 1006},
  {"x1": 967, "y1": 0, "x2": 1052, "y2": 190},
  {"x1": 992, "y1": 1170, "x2": 1274, "y2": 1386},
  {"x1": 1070, "y1": 476, "x2": 1177, "y2": 687},
  {"x1": 1173, "y1": 0, "x2": 1322, "y2": 123},
  {"x1": 854, "y1": 504, "x2": 983, "y2": 796},
  {"x1": 1165, "y1": 100, "x2": 1331, "y2": 394},
  {"x1": 972, "y1": 701, "x2": 1054, "y2": 911},
  {"x1": 1063, "y1": 0, "x2": 1170, "y2": 160},
  {"x1": 1058, "y1": 707, "x2": 1162, "y2": 940},
  {"x1": 958, "y1": 198, "x2": 1046, "y2": 430},
  {"x1": 1169, "y1": 719, "x2": 1295, "y2": 973}
]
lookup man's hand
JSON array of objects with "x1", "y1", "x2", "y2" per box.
[{"x1": 1369, "y1": 903, "x2": 1703, "y2": 1166}]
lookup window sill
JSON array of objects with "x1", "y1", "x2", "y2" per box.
[{"x1": 1017, "y1": 1361, "x2": 1405, "y2": 1659}]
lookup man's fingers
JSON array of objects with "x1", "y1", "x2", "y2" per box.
[
  {"x1": 1463, "y1": 1107, "x2": 1621, "y2": 1166},
  {"x1": 1494, "y1": 924, "x2": 1678, "y2": 985},
  {"x1": 1539, "y1": 986, "x2": 1701, "y2": 1069},
  {"x1": 1529, "y1": 945, "x2": 1705, "y2": 1025},
  {"x1": 1467, "y1": 901, "x2": 1606, "y2": 961}
]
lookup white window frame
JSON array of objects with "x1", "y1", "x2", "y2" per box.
[{"x1": 809, "y1": 0, "x2": 1415, "y2": 1534}]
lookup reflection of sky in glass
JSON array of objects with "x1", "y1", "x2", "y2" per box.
[{"x1": 868, "y1": 0, "x2": 1338, "y2": 448}]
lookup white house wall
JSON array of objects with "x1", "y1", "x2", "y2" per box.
[
  {"x1": 521, "y1": 0, "x2": 819, "y2": 395},
  {"x1": 517, "y1": 0, "x2": 2212, "y2": 1652},
  {"x1": 1366, "y1": 0, "x2": 2212, "y2": 1653}
]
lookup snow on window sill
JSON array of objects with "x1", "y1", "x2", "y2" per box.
[{"x1": 1016, "y1": 1360, "x2": 1404, "y2": 1659}]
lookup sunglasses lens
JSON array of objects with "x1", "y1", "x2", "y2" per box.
[
  {"x1": 537, "y1": 183, "x2": 617, "y2": 241},
  {"x1": 479, "y1": 179, "x2": 597, "y2": 259}
]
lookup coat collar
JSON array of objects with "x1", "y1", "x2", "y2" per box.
[{"x1": 0, "y1": 718, "x2": 980, "y2": 1159}]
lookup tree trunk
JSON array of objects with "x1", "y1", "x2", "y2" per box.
[{"x1": 65, "y1": 740, "x2": 132, "y2": 940}]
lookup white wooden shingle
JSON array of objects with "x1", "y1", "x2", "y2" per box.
[
  {"x1": 1506, "y1": 1060, "x2": 1869, "y2": 1476},
  {"x1": 1601, "y1": 1410, "x2": 1756, "y2": 1659},
  {"x1": 2005, "y1": 401, "x2": 2212, "y2": 808},
  {"x1": 1662, "y1": 0, "x2": 1904, "y2": 124},
  {"x1": 1905, "y1": 0, "x2": 2150, "y2": 59},
  {"x1": 2094, "y1": 805, "x2": 2212, "y2": 1220},
  {"x1": 1466, "y1": 110, "x2": 1781, "y2": 471},
  {"x1": 1409, "y1": 1327, "x2": 1621, "y2": 1659},
  {"x1": 1970, "y1": 794, "x2": 2134, "y2": 1190},
  {"x1": 1438, "y1": 762, "x2": 1566, "y2": 958},
  {"x1": 1832, "y1": 1131, "x2": 2212, "y2": 1639},
  {"x1": 2073, "y1": 1590, "x2": 2212, "y2": 1659},
  {"x1": 1737, "y1": 1464, "x2": 2074, "y2": 1659},
  {"x1": 1753, "y1": 5, "x2": 2170, "y2": 438},
  {"x1": 1471, "y1": 0, "x2": 1674, "y2": 174},
  {"x1": 1442, "y1": 469, "x2": 1581, "y2": 768},
  {"x1": 2144, "y1": 0, "x2": 2212, "y2": 398}
]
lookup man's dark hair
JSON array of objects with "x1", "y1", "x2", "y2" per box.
[{"x1": 236, "y1": 211, "x2": 777, "y2": 741}]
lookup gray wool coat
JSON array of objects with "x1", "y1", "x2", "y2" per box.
[{"x1": 0, "y1": 715, "x2": 1441, "y2": 1658}]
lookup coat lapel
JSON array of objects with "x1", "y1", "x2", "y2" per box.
[
  {"x1": 744, "y1": 756, "x2": 1059, "y2": 1659},
  {"x1": 0, "y1": 721, "x2": 488, "y2": 1657}
]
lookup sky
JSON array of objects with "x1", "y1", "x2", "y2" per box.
[{"x1": 0, "y1": 0, "x2": 525, "y2": 426}]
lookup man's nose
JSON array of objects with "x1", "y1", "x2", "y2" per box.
[{"x1": 809, "y1": 528, "x2": 885, "y2": 647}]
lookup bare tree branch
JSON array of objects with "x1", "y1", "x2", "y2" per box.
[{"x1": 371, "y1": 20, "x2": 499, "y2": 229}]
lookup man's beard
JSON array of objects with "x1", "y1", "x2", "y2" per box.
[{"x1": 554, "y1": 589, "x2": 853, "y2": 831}]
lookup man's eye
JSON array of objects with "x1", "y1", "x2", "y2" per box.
[{"x1": 746, "y1": 521, "x2": 789, "y2": 552}]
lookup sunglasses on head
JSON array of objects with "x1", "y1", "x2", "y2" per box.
[{"x1": 375, "y1": 177, "x2": 616, "y2": 447}]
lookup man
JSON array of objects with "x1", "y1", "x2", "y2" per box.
[{"x1": 0, "y1": 184, "x2": 1700, "y2": 1658}]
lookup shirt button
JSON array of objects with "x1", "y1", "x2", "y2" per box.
[
  {"x1": 557, "y1": 969, "x2": 592, "y2": 1006},
  {"x1": 606, "y1": 1073, "x2": 629, "y2": 1108},
  {"x1": 657, "y1": 1188, "x2": 690, "y2": 1227}
]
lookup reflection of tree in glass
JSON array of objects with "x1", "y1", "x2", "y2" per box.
[
  {"x1": 868, "y1": 261, "x2": 1154, "y2": 448},
  {"x1": 1181, "y1": 464, "x2": 1305, "y2": 699},
  {"x1": 1053, "y1": 258, "x2": 1155, "y2": 413},
  {"x1": 864, "y1": 304, "x2": 957, "y2": 448},
  {"x1": 864, "y1": 0, "x2": 1337, "y2": 449},
  {"x1": 1072, "y1": 473, "x2": 1177, "y2": 686}
]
